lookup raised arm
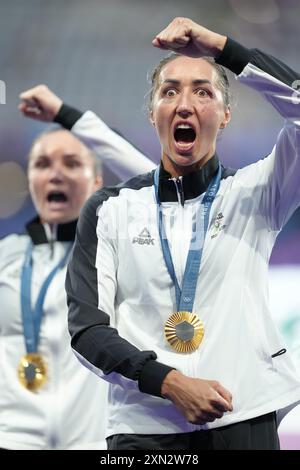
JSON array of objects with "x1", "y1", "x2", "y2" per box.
[
  {"x1": 19, "y1": 85, "x2": 155, "y2": 180},
  {"x1": 153, "y1": 17, "x2": 300, "y2": 230}
]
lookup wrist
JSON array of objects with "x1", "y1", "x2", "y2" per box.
[
  {"x1": 53, "y1": 99, "x2": 63, "y2": 119},
  {"x1": 211, "y1": 34, "x2": 227, "y2": 58},
  {"x1": 54, "y1": 103, "x2": 83, "y2": 129},
  {"x1": 161, "y1": 369, "x2": 182, "y2": 399}
]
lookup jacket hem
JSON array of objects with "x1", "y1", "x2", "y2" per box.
[{"x1": 105, "y1": 387, "x2": 300, "y2": 436}]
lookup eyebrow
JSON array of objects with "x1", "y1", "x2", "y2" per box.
[
  {"x1": 63, "y1": 153, "x2": 81, "y2": 158},
  {"x1": 34, "y1": 153, "x2": 80, "y2": 159},
  {"x1": 161, "y1": 79, "x2": 212, "y2": 86}
]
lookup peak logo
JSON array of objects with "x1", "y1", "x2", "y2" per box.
[{"x1": 132, "y1": 228, "x2": 154, "y2": 245}]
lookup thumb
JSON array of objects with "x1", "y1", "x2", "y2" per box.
[{"x1": 214, "y1": 384, "x2": 233, "y2": 412}]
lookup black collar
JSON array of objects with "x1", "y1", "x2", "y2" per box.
[
  {"x1": 26, "y1": 216, "x2": 77, "y2": 245},
  {"x1": 159, "y1": 154, "x2": 219, "y2": 203}
]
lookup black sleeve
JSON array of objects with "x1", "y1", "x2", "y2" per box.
[
  {"x1": 66, "y1": 190, "x2": 174, "y2": 398},
  {"x1": 216, "y1": 37, "x2": 299, "y2": 86},
  {"x1": 54, "y1": 103, "x2": 83, "y2": 130}
]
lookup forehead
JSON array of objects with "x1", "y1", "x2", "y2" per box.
[
  {"x1": 31, "y1": 130, "x2": 86, "y2": 158},
  {"x1": 158, "y1": 56, "x2": 218, "y2": 86}
]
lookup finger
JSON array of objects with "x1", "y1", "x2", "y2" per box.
[
  {"x1": 19, "y1": 96, "x2": 42, "y2": 113},
  {"x1": 188, "y1": 407, "x2": 224, "y2": 425},
  {"x1": 19, "y1": 105, "x2": 43, "y2": 119},
  {"x1": 152, "y1": 37, "x2": 173, "y2": 49},
  {"x1": 19, "y1": 103, "x2": 42, "y2": 114},
  {"x1": 19, "y1": 99, "x2": 40, "y2": 111},
  {"x1": 152, "y1": 40, "x2": 174, "y2": 51},
  {"x1": 20, "y1": 109, "x2": 41, "y2": 117},
  {"x1": 207, "y1": 407, "x2": 224, "y2": 419},
  {"x1": 173, "y1": 36, "x2": 190, "y2": 45},
  {"x1": 188, "y1": 415, "x2": 215, "y2": 425},
  {"x1": 19, "y1": 88, "x2": 38, "y2": 100},
  {"x1": 152, "y1": 37, "x2": 162, "y2": 47},
  {"x1": 213, "y1": 401, "x2": 229, "y2": 413},
  {"x1": 211, "y1": 393, "x2": 231, "y2": 412},
  {"x1": 157, "y1": 23, "x2": 190, "y2": 44},
  {"x1": 201, "y1": 412, "x2": 220, "y2": 422},
  {"x1": 194, "y1": 415, "x2": 217, "y2": 425},
  {"x1": 163, "y1": 43, "x2": 184, "y2": 51},
  {"x1": 214, "y1": 384, "x2": 233, "y2": 411},
  {"x1": 161, "y1": 39, "x2": 189, "y2": 50},
  {"x1": 156, "y1": 32, "x2": 189, "y2": 43},
  {"x1": 152, "y1": 39, "x2": 186, "y2": 53}
]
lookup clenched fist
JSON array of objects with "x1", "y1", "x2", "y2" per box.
[
  {"x1": 152, "y1": 17, "x2": 227, "y2": 59},
  {"x1": 19, "y1": 84, "x2": 62, "y2": 122}
]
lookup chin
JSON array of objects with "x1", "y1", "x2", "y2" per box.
[
  {"x1": 42, "y1": 213, "x2": 76, "y2": 225},
  {"x1": 172, "y1": 155, "x2": 197, "y2": 167}
]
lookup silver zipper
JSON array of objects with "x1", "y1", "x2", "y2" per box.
[{"x1": 172, "y1": 176, "x2": 184, "y2": 206}]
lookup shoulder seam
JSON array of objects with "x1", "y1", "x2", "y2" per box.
[{"x1": 91, "y1": 170, "x2": 155, "y2": 207}]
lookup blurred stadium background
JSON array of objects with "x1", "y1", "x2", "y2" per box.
[{"x1": 0, "y1": 0, "x2": 299, "y2": 449}]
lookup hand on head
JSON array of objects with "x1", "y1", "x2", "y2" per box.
[
  {"x1": 19, "y1": 85, "x2": 62, "y2": 122},
  {"x1": 152, "y1": 17, "x2": 227, "y2": 59}
]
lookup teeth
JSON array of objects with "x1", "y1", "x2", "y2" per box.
[{"x1": 176, "y1": 124, "x2": 193, "y2": 130}]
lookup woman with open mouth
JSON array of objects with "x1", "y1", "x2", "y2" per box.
[
  {"x1": 67, "y1": 17, "x2": 300, "y2": 450},
  {"x1": 0, "y1": 85, "x2": 154, "y2": 450}
]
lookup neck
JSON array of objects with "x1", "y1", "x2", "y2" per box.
[{"x1": 162, "y1": 152, "x2": 214, "y2": 178}]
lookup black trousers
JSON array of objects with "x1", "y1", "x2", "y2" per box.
[{"x1": 107, "y1": 412, "x2": 279, "y2": 450}]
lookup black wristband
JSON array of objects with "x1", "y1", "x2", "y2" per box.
[{"x1": 54, "y1": 103, "x2": 83, "y2": 130}]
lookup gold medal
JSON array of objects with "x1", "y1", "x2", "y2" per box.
[
  {"x1": 165, "y1": 311, "x2": 204, "y2": 353},
  {"x1": 18, "y1": 353, "x2": 47, "y2": 391}
]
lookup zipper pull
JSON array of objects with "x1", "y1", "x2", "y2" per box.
[{"x1": 175, "y1": 178, "x2": 185, "y2": 206}]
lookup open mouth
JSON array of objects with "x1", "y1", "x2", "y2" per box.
[
  {"x1": 173, "y1": 123, "x2": 197, "y2": 154},
  {"x1": 47, "y1": 191, "x2": 68, "y2": 203},
  {"x1": 174, "y1": 124, "x2": 196, "y2": 145}
]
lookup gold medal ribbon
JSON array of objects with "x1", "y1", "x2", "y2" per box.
[
  {"x1": 154, "y1": 165, "x2": 221, "y2": 355},
  {"x1": 19, "y1": 242, "x2": 72, "y2": 392}
]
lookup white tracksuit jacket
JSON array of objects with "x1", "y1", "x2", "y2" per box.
[
  {"x1": 67, "y1": 38, "x2": 300, "y2": 437},
  {"x1": 0, "y1": 110, "x2": 154, "y2": 449}
]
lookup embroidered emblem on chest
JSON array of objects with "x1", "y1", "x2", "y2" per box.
[{"x1": 210, "y1": 212, "x2": 226, "y2": 239}]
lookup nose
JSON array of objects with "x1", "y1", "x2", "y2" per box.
[
  {"x1": 48, "y1": 164, "x2": 65, "y2": 184},
  {"x1": 176, "y1": 92, "x2": 194, "y2": 118}
]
